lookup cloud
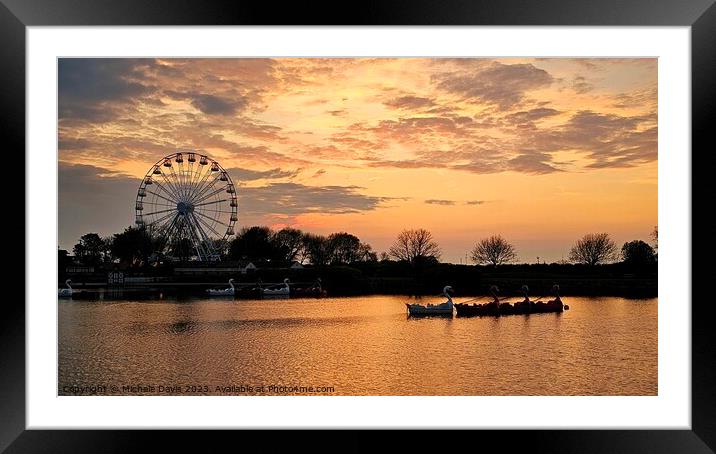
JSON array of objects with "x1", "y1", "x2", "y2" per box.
[
  {"x1": 536, "y1": 110, "x2": 657, "y2": 168},
  {"x1": 363, "y1": 108, "x2": 655, "y2": 174},
  {"x1": 226, "y1": 167, "x2": 300, "y2": 182},
  {"x1": 164, "y1": 90, "x2": 247, "y2": 115},
  {"x1": 571, "y1": 76, "x2": 593, "y2": 94},
  {"x1": 383, "y1": 95, "x2": 435, "y2": 110},
  {"x1": 356, "y1": 115, "x2": 477, "y2": 143},
  {"x1": 507, "y1": 153, "x2": 562, "y2": 174},
  {"x1": 432, "y1": 61, "x2": 554, "y2": 110},
  {"x1": 504, "y1": 107, "x2": 560, "y2": 125},
  {"x1": 425, "y1": 199, "x2": 456, "y2": 205},
  {"x1": 238, "y1": 182, "x2": 397, "y2": 216},
  {"x1": 465, "y1": 200, "x2": 486, "y2": 205},
  {"x1": 58, "y1": 59, "x2": 158, "y2": 122},
  {"x1": 58, "y1": 162, "x2": 140, "y2": 249}
]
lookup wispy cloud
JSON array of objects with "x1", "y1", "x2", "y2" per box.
[
  {"x1": 431, "y1": 60, "x2": 554, "y2": 110},
  {"x1": 425, "y1": 199, "x2": 456, "y2": 206},
  {"x1": 239, "y1": 182, "x2": 399, "y2": 215}
]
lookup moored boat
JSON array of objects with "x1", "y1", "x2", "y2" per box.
[
  {"x1": 406, "y1": 286, "x2": 455, "y2": 316},
  {"x1": 455, "y1": 284, "x2": 568, "y2": 317},
  {"x1": 262, "y1": 278, "x2": 290, "y2": 296}
]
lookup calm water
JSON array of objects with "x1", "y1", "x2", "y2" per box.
[{"x1": 58, "y1": 294, "x2": 657, "y2": 396}]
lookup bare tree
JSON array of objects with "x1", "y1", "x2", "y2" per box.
[
  {"x1": 389, "y1": 228, "x2": 441, "y2": 263},
  {"x1": 470, "y1": 235, "x2": 517, "y2": 265},
  {"x1": 569, "y1": 233, "x2": 617, "y2": 265}
]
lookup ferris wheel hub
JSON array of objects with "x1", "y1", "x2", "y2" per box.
[{"x1": 176, "y1": 201, "x2": 193, "y2": 215}]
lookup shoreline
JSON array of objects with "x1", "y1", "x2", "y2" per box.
[{"x1": 59, "y1": 262, "x2": 658, "y2": 298}]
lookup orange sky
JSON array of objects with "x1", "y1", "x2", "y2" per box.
[{"x1": 58, "y1": 58, "x2": 657, "y2": 263}]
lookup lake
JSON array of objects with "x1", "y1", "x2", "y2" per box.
[{"x1": 58, "y1": 294, "x2": 657, "y2": 396}]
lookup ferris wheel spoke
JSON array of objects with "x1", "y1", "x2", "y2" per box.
[
  {"x1": 146, "y1": 190, "x2": 179, "y2": 206},
  {"x1": 166, "y1": 164, "x2": 184, "y2": 200},
  {"x1": 149, "y1": 179, "x2": 175, "y2": 200},
  {"x1": 145, "y1": 211, "x2": 177, "y2": 229},
  {"x1": 194, "y1": 209, "x2": 230, "y2": 228},
  {"x1": 165, "y1": 164, "x2": 185, "y2": 201},
  {"x1": 157, "y1": 170, "x2": 183, "y2": 200},
  {"x1": 153, "y1": 213, "x2": 180, "y2": 239},
  {"x1": 176, "y1": 165, "x2": 189, "y2": 201},
  {"x1": 193, "y1": 186, "x2": 228, "y2": 205},
  {"x1": 191, "y1": 215, "x2": 215, "y2": 257},
  {"x1": 190, "y1": 212, "x2": 212, "y2": 244},
  {"x1": 151, "y1": 178, "x2": 180, "y2": 202},
  {"x1": 177, "y1": 159, "x2": 185, "y2": 198},
  {"x1": 191, "y1": 175, "x2": 222, "y2": 204},
  {"x1": 192, "y1": 211, "x2": 223, "y2": 237},
  {"x1": 192, "y1": 166, "x2": 226, "y2": 201},
  {"x1": 192, "y1": 198, "x2": 229, "y2": 208},
  {"x1": 165, "y1": 214, "x2": 184, "y2": 242},
  {"x1": 184, "y1": 217, "x2": 206, "y2": 259},
  {"x1": 145, "y1": 202, "x2": 175, "y2": 209},
  {"x1": 179, "y1": 160, "x2": 190, "y2": 201},
  {"x1": 142, "y1": 207, "x2": 179, "y2": 217},
  {"x1": 199, "y1": 210, "x2": 235, "y2": 214},
  {"x1": 187, "y1": 161, "x2": 197, "y2": 198},
  {"x1": 189, "y1": 164, "x2": 214, "y2": 199}
]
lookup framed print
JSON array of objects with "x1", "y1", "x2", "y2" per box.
[{"x1": 4, "y1": 0, "x2": 715, "y2": 451}]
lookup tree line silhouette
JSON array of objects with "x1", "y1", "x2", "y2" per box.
[{"x1": 64, "y1": 224, "x2": 658, "y2": 269}]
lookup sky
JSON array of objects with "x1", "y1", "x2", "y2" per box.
[{"x1": 58, "y1": 58, "x2": 657, "y2": 263}]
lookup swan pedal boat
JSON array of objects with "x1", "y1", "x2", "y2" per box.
[
  {"x1": 262, "y1": 278, "x2": 290, "y2": 296},
  {"x1": 206, "y1": 279, "x2": 235, "y2": 296},
  {"x1": 406, "y1": 286, "x2": 455, "y2": 316},
  {"x1": 58, "y1": 279, "x2": 75, "y2": 298}
]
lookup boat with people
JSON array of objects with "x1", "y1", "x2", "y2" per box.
[
  {"x1": 291, "y1": 278, "x2": 328, "y2": 298},
  {"x1": 454, "y1": 284, "x2": 568, "y2": 317},
  {"x1": 406, "y1": 285, "x2": 455, "y2": 316}
]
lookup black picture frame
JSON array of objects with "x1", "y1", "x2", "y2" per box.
[{"x1": 4, "y1": 0, "x2": 714, "y2": 451}]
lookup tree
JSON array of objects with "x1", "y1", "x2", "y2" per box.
[
  {"x1": 569, "y1": 233, "x2": 617, "y2": 265},
  {"x1": 621, "y1": 240, "x2": 657, "y2": 266},
  {"x1": 357, "y1": 243, "x2": 378, "y2": 262},
  {"x1": 303, "y1": 233, "x2": 331, "y2": 266},
  {"x1": 388, "y1": 228, "x2": 441, "y2": 264},
  {"x1": 273, "y1": 227, "x2": 305, "y2": 262},
  {"x1": 73, "y1": 233, "x2": 108, "y2": 266},
  {"x1": 229, "y1": 226, "x2": 279, "y2": 261},
  {"x1": 651, "y1": 226, "x2": 658, "y2": 252},
  {"x1": 109, "y1": 226, "x2": 156, "y2": 266},
  {"x1": 328, "y1": 232, "x2": 362, "y2": 264},
  {"x1": 58, "y1": 248, "x2": 71, "y2": 270},
  {"x1": 470, "y1": 235, "x2": 517, "y2": 266}
]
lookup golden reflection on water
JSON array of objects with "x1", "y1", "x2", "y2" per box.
[{"x1": 58, "y1": 295, "x2": 657, "y2": 396}]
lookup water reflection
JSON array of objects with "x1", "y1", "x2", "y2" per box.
[{"x1": 58, "y1": 295, "x2": 657, "y2": 396}]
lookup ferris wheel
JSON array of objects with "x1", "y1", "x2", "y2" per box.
[{"x1": 135, "y1": 152, "x2": 237, "y2": 261}]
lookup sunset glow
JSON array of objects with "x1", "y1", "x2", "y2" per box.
[{"x1": 58, "y1": 58, "x2": 657, "y2": 262}]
